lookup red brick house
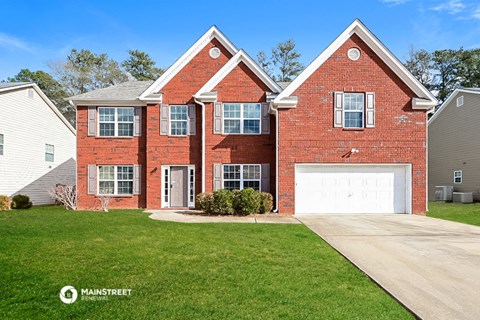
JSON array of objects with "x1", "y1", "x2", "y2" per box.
[{"x1": 69, "y1": 20, "x2": 437, "y2": 214}]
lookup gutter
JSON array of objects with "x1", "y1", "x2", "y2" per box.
[
  {"x1": 194, "y1": 97, "x2": 206, "y2": 193},
  {"x1": 269, "y1": 103, "x2": 280, "y2": 213}
]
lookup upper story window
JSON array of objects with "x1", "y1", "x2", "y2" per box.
[
  {"x1": 98, "y1": 165, "x2": 133, "y2": 195},
  {"x1": 45, "y1": 144, "x2": 54, "y2": 162},
  {"x1": 223, "y1": 164, "x2": 261, "y2": 191},
  {"x1": 0, "y1": 134, "x2": 4, "y2": 156},
  {"x1": 98, "y1": 107, "x2": 134, "y2": 137},
  {"x1": 454, "y1": 170, "x2": 462, "y2": 184},
  {"x1": 170, "y1": 105, "x2": 188, "y2": 136},
  {"x1": 223, "y1": 103, "x2": 261, "y2": 134},
  {"x1": 343, "y1": 93, "x2": 364, "y2": 128}
]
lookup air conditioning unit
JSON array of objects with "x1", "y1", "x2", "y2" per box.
[
  {"x1": 435, "y1": 186, "x2": 453, "y2": 201},
  {"x1": 453, "y1": 192, "x2": 473, "y2": 203}
]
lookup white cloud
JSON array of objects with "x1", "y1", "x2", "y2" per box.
[
  {"x1": 0, "y1": 32, "x2": 32, "y2": 52},
  {"x1": 432, "y1": 0, "x2": 466, "y2": 14},
  {"x1": 380, "y1": 0, "x2": 411, "y2": 5},
  {"x1": 472, "y1": 5, "x2": 480, "y2": 19}
]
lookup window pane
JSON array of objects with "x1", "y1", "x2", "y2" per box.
[
  {"x1": 170, "y1": 106, "x2": 188, "y2": 120},
  {"x1": 344, "y1": 93, "x2": 364, "y2": 111},
  {"x1": 224, "y1": 120, "x2": 241, "y2": 134},
  {"x1": 100, "y1": 123, "x2": 115, "y2": 136},
  {"x1": 243, "y1": 104, "x2": 261, "y2": 119},
  {"x1": 243, "y1": 120, "x2": 260, "y2": 134},
  {"x1": 117, "y1": 108, "x2": 134, "y2": 122},
  {"x1": 0, "y1": 134, "x2": 3, "y2": 144},
  {"x1": 99, "y1": 166, "x2": 115, "y2": 180},
  {"x1": 344, "y1": 112, "x2": 363, "y2": 128},
  {"x1": 224, "y1": 181, "x2": 241, "y2": 191},
  {"x1": 117, "y1": 166, "x2": 133, "y2": 180},
  {"x1": 118, "y1": 123, "x2": 133, "y2": 136},
  {"x1": 243, "y1": 165, "x2": 260, "y2": 180},
  {"x1": 99, "y1": 108, "x2": 115, "y2": 122},
  {"x1": 224, "y1": 104, "x2": 241, "y2": 118},
  {"x1": 45, "y1": 153, "x2": 54, "y2": 162},
  {"x1": 243, "y1": 181, "x2": 260, "y2": 190},
  {"x1": 45, "y1": 144, "x2": 54, "y2": 154},
  {"x1": 223, "y1": 165, "x2": 241, "y2": 180},
  {"x1": 99, "y1": 181, "x2": 114, "y2": 194},
  {"x1": 0, "y1": 145, "x2": 3, "y2": 155},
  {"x1": 118, "y1": 181, "x2": 133, "y2": 195},
  {"x1": 171, "y1": 121, "x2": 187, "y2": 135}
]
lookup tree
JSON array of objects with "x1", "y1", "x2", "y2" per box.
[
  {"x1": 122, "y1": 50, "x2": 164, "y2": 80},
  {"x1": 457, "y1": 48, "x2": 480, "y2": 88},
  {"x1": 256, "y1": 50, "x2": 273, "y2": 77},
  {"x1": 271, "y1": 39, "x2": 304, "y2": 82},
  {"x1": 431, "y1": 49, "x2": 461, "y2": 102},
  {"x1": 404, "y1": 48, "x2": 434, "y2": 91}
]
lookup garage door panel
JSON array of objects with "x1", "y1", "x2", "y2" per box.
[{"x1": 295, "y1": 165, "x2": 409, "y2": 214}]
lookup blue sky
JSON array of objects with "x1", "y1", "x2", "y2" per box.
[{"x1": 0, "y1": 0, "x2": 479, "y2": 80}]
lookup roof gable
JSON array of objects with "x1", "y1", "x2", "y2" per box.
[
  {"x1": 140, "y1": 26, "x2": 238, "y2": 100},
  {"x1": 273, "y1": 19, "x2": 437, "y2": 109},
  {"x1": 428, "y1": 88, "x2": 480, "y2": 125},
  {"x1": 194, "y1": 49, "x2": 281, "y2": 99}
]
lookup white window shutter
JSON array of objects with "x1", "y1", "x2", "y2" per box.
[
  {"x1": 261, "y1": 163, "x2": 270, "y2": 193},
  {"x1": 160, "y1": 104, "x2": 169, "y2": 135},
  {"x1": 261, "y1": 102, "x2": 270, "y2": 134},
  {"x1": 133, "y1": 165, "x2": 141, "y2": 195},
  {"x1": 214, "y1": 102, "x2": 222, "y2": 134},
  {"x1": 87, "y1": 165, "x2": 96, "y2": 195},
  {"x1": 213, "y1": 164, "x2": 222, "y2": 190},
  {"x1": 366, "y1": 92, "x2": 375, "y2": 128},
  {"x1": 134, "y1": 107, "x2": 142, "y2": 136},
  {"x1": 88, "y1": 106, "x2": 96, "y2": 136},
  {"x1": 188, "y1": 104, "x2": 196, "y2": 135},
  {"x1": 334, "y1": 92, "x2": 343, "y2": 128}
]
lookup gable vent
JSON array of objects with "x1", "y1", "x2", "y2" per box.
[
  {"x1": 456, "y1": 95, "x2": 464, "y2": 107},
  {"x1": 28, "y1": 89, "x2": 34, "y2": 99}
]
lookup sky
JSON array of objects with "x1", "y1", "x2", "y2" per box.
[{"x1": 0, "y1": 0, "x2": 479, "y2": 80}]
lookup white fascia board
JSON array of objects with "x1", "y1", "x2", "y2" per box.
[
  {"x1": 69, "y1": 99, "x2": 146, "y2": 107},
  {"x1": 140, "y1": 26, "x2": 238, "y2": 99},
  {"x1": 195, "y1": 50, "x2": 282, "y2": 97},
  {"x1": 412, "y1": 98, "x2": 436, "y2": 110},
  {"x1": 428, "y1": 89, "x2": 480, "y2": 125},
  {"x1": 0, "y1": 83, "x2": 34, "y2": 93},
  {"x1": 274, "y1": 19, "x2": 437, "y2": 106}
]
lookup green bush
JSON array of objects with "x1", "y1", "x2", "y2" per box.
[
  {"x1": 0, "y1": 195, "x2": 11, "y2": 211},
  {"x1": 11, "y1": 194, "x2": 32, "y2": 209},
  {"x1": 211, "y1": 189, "x2": 234, "y2": 215},
  {"x1": 195, "y1": 192, "x2": 214, "y2": 214},
  {"x1": 259, "y1": 192, "x2": 273, "y2": 214},
  {"x1": 234, "y1": 188, "x2": 261, "y2": 215}
]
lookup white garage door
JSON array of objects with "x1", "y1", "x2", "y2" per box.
[{"x1": 295, "y1": 165, "x2": 410, "y2": 214}]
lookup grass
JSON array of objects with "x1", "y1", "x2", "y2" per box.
[
  {"x1": 0, "y1": 206, "x2": 413, "y2": 320},
  {"x1": 428, "y1": 201, "x2": 480, "y2": 226}
]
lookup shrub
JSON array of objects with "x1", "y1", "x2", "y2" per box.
[
  {"x1": 11, "y1": 194, "x2": 32, "y2": 209},
  {"x1": 0, "y1": 195, "x2": 11, "y2": 211},
  {"x1": 259, "y1": 192, "x2": 273, "y2": 214},
  {"x1": 211, "y1": 189, "x2": 234, "y2": 215},
  {"x1": 195, "y1": 192, "x2": 214, "y2": 214},
  {"x1": 234, "y1": 188, "x2": 261, "y2": 215}
]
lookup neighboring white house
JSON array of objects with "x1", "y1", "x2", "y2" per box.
[{"x1": 0, "y1": 82, "x2": 76, "y2": 204}]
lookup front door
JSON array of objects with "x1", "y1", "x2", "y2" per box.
[{"x1": 170, "y1": 166, "x2": 188, "y2": 207}]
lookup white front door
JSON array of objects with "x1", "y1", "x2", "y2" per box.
[{"x1": 295, "y1": 164, "x2": 410, "y2": 214}]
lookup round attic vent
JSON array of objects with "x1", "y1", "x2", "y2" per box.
[
  {"x1": 347, "y1": 48, "x2": 361, "y2": 61},
  {"x1": 209, "y1": 47, "x2": 221, "y2": 59}
]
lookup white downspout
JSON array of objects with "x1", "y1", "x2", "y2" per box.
[
  {"x1": 194, "y1": 98, "x2": 206, "y2": 193},
  {"x1": 270, "y1": 103, "x2": 279, "y2": 213}
]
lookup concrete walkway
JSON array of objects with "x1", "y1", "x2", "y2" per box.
[
  {"x1": 147, "y1": 210, "x2": 300, "y2": 224},
  {"x1": 297, "y1": 214, "x2": 480, "y2": 320}
]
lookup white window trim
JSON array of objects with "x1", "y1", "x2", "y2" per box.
[
  {"x1": 0, "y1": 133, "x2": 4, "y2": 156},
  {"x1": 169, "y1": 105, "x2": 188, "y2": 136},
  {"x1": 97, "y1": 165, "x2": 134, "y2": 196},
  {"x1": 161, "y1": 165, "x2": 195, "y2": 208},
  {"x1": 98, "y1": 107, "x2": 134, "y2": 137},
  {"x1": 454, "y1": 170, "x2": 463, "y2": 184},
  {"x1": 222, "y1": 164, "x2": 261, "y2": 190},
  {"x1": 45, "y1": 144, "x2": 54, "y2": 162},
  {"x1": 343, "y1": 93, "x2": 365, "y2": 129},
  {"x1": 222, "y1": 103, "x2": 261, "y2": 135}
]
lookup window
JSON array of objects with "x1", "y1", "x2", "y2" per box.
[
  {"x1": 98, "y1": 107, "x2": 134, "y2": 137},
  {"x1": 0, "y1": 134, "x2": 3, "y2": 156},
  {"x1": 457, "y1": 96, "x2": 464, "y2": 107},
  {"x1": 454, "y1": 170, "x2": 462, "y2": 184},
  {"x1": 223, "y1": 103, "x2": 261, "y2": 134},
  {"x1": 45, "y1": 144, "x2": 54, "y2": 162},
  {"x1": 223, "y1": 164, "x2": 261, "y2": 190},
  {"x1": 98, "y1": 165, "x2": 133, "y2": 195},
  {"x1": 344, "y1": 93, "x2": 364, "y2": 128},
  {"x1": 170, "y1": 105, "x2": 188, "y2": 136}
]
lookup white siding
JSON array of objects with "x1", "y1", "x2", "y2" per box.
[{"x1": 0, "y1": 87, "x2": 76, "y2": 204}]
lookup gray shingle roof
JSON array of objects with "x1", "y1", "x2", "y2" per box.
[
  {"x1": 68, "y1": 80, "x2": 153, "y2": 101},
  {"x1": 0, "y1": 82, "x2": 31, "y2": 89},
  {"x1": 277, "y1": 81, "x2": 291, "y2": 89}
]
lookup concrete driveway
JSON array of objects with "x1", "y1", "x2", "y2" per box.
[{"x1": 297, "y1": 214, "x2": 480, "y2": 320}]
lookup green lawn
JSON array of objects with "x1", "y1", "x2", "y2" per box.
[
  {"x1": 428, "y1": 201, "x2": 480, "y2": 226},
  {"x1": 0, "y1": 206, "x2": 412, "y2": 320}
]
